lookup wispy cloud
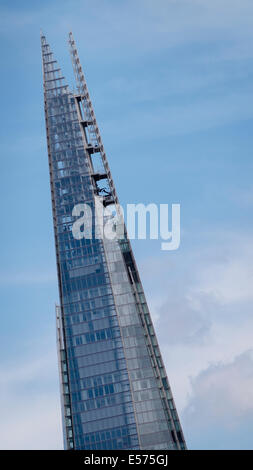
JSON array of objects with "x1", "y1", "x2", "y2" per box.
[
  {"x1": 184, "y1": 350, "x2": 253, "y2": 425},
  {"x1": 193, "y1": 251, "x2": 253, "y2": 306},
  {"x1": 0, "y1": 350, "x2": 58, "y2": 386},
  {"x1": 101, "y1": 89, "x2": 253, "y2": 140},
  {"x1": 1, "y1": 0, "x2": 253, "y2": 56},
  {"x1": 182, "y1": 350, "x2": 253, "y2": 449},
  {"x1": 0, "y1": 270, "x2": 57, "y2": 286},
  {"x1": 0, "y1": 348, "x2": 62, "y2": 449},
  {"x1": 0, "y1": 395, "x2": 62, "y2": 450}
]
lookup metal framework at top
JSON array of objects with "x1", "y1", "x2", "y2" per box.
[{"x1": 68, "y1": 32, "x2": 119, "y2": 209}]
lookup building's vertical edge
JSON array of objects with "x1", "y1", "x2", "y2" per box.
[
  {"x1": 120, "y1": 243, "x2": 187, "y2": 449},
  {"x1": 56, "y1": 305, "x2": 68, "y2": 449},
  {"x1": 41, "y1": 34, "x2": 75, "y2": 450}
]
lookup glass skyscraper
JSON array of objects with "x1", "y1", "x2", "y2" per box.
[{"x1": 41, "y1": 32, "x2": 186, "y2": 451}]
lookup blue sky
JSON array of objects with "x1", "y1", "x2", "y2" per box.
[{"x1": 0, "y1": 0, "x2": 253, "y2": 449}]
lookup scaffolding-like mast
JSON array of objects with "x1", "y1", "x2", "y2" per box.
[{"x1": 68, "y1": 32, "x2": 119, "y2": 207}]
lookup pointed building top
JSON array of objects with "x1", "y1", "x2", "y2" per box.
[
  {"x1": 41, "y1": 32, "x2": 69, "y2": 97},
  {"x1": 68, "y1": 32, "x2": 87, "y2": 95}
]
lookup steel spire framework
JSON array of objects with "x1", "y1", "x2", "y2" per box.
[{"x1": 41, "y1": 32, "x2": 186, "y2": 451}]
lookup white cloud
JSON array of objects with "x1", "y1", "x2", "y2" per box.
[
  {"x1": 0, "y1": 394, "x2": 63, "y2": 450},
  {"x1": 0, "y1": 348, "x2": 63, "y2": 449},
  {"x1": 183, "y1": 350, "x2": 253, "y2": 433}
]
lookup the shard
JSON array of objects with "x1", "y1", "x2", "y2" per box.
[{"x1": 41, "y1": 32, "x2": 186, "y2": 451}]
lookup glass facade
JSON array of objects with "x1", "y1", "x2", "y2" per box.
[{"x1": 41, "y1": 33, "x2": 186, "y2": 451}]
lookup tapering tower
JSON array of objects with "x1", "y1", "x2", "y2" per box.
[{"x1": 41, "y1": 32, "x2": 186, "y2": 451}]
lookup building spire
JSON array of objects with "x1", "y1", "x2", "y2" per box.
[
  {"x1": 41, "y1": 34, "x2": 68, "y2": 97},
  {"x1": 67, "y1": 32, "x2": 119, "y2": 206},
  {"x1": 68, "y1": 31, "x2": 86, "y2": 94}
]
